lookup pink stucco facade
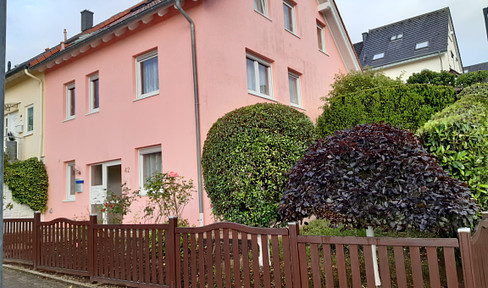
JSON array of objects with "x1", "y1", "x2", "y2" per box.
[{"x1": 42, "y1": 0, "x2": 357, "y2": 225}]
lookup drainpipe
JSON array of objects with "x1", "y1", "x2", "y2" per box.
[
  {"x1": 438, "y1": 51, "x2": 444, "y2": 71},
  {"x1": 174, "y1": 0, "x2": 204, "y2": 226},
  {"x1": 24, "y1": 69, "x2": 44, "y2": 160}
]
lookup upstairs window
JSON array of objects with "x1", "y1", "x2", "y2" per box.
[
  {"x1": 25, "y1": 105, "x2": 34, "y2": 134},
  {"x1": 283, "y1": 1, "x2": 296, "y2": 34},
  {"x1": 415, "y1": 41, "x2": 429, "y2": 50},
  {"x1": 317, "y1": 23, "x2": 326, "y2": 52},
  {"x1": 136, "y1": 50, "x2": 159, "y2": 99},
  {"x1": 254, "y1": 0, "x2": 268, "y2": 17},
  {"x1": 89, "y1": 73, "x2": 99, "y2": 113},
  {"x1": 372, "y1": 53, "x2": 385, "y2": 60},
  {"x1": 288, "y1": 72, "x2": 301, "y2": 107},
  {"x1": 246, "y1": 53, "x2": 273, "y2": 99},
  {"x1": 66, "y1": 83, "x2": 75, "y2": 120}
]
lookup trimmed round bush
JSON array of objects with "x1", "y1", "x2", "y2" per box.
[
  {"x1": 279, "y1": 123, "x2": 478, "y2": 234},
  {"x1": 202, "y1": 103, "x2": 315, "y2": 227},
  {"x1": 456, "y1": 71, "x2": 488, "y2": 87},
  {"x1": 406, "y1": 69, "x2": 456, "y2": 86},
  {"x1": 418, "y1": 83, "x2": 488, "y2": 211},
  {"x1": 316, "y1": 84, "x2": 456, "y2": 137}
]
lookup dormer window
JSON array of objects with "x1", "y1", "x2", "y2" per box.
[
  {"x1": 372, "y1": 53, "x2": 385, "y2": 60},
  {"x1": 415, "y1": 41, "x2": 429, "y2": 50},
  {"x1": 390, "y1": 34, "x2": 403, "y2": 41}
]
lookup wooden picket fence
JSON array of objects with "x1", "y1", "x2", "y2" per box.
[{"x1": 3, "y1": 212, "x2": 488, "y2": 287}]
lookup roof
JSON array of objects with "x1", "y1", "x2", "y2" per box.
[
  {"x1": 29, "y1": 0, "x2": 176, "y2": 70},
  {"x1": 354, "y1": 8, "x2": 452, "y2": 69},
  {"x1": 464, "y1": 62, "x2": 488, "y2": 73}
]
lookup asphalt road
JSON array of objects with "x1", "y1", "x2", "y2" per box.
[{"x1": 3, "y1": 267, "x2": 85, "y2": 288}]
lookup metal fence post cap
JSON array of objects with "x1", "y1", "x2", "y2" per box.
[{"x1": 458, "y1": 227, "x2": 471, "y2": 233}]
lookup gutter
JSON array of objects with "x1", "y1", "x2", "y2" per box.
[
  {"x1": 174, "y1": 0, "x2": 204, "y2": 226},
  {"x1": 23, "y1": 69, "x2": 44, "y2": 160}
]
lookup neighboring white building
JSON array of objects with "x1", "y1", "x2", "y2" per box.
[{"x1": 354, "y1": 8, "x2": 463, "y2": 81}]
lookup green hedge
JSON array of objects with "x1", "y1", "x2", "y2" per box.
[
  {"x1": 407, "y1": 69, "x2": 456, "y2": 86},
  {"x1": 457, "y1": 71, "x2": 488, "y2": 87},
  {"x1": 316, "y1": 84, "x2": 456, "y2": 137},
  {"x1": 5, "y1": 158, "x2": 49, "y2": 212},
  {"x1": 418, "y1": 85, "x2": 488, "y2": 211},
  {"x1": 202, "y1": 103, "x2": 315, "y2": 227}
]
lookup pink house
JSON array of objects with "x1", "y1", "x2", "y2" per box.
[{"x1": 32, "y1": 0, "x2": 360, "y2": 225}]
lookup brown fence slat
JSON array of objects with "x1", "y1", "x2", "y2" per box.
[
  {"x1": 349, "y1": 244, "x2": 362, "y2": 288},
  {"x1": 310, "y1": 243, "x2": 321, "y2": 288},
  {"x1": 214, "y1": 229, "x2": 222, "y2": 288},
  {"x1": 409, "y1": 246, "x2": 424, "y2": 288},
  {"x1": 443, "y1": 247, "x2": 459, "y2": 288},
  {"x1": 241, "y1": 232, "x2": 251, "y2": 288},
  {"x1": 198, "y1": 232, "x2": 205, "y2": 288},
  {"x1": 232, "y1": 230, "x2": 240, "y2": 288},
  {"x1": 261, "y1": 234, "x2": 271, "y2": 288},
  {"x1": 251, "y1": 233, "x2": 261, "y2": 288},
  {"x1": 393, "y1": 246, "x2": 407, "y2": 288},
  {"x1": 190, "y1": 233, "x2": 197, "y2": 288},
  {"x1": 281, "y1": 234, "x2": 293, "y2": 288},
  {"x1": 298, "y1": 243, "x2": 308, "y2": 288},
  {"x1": 271, "y1": 235, "x2": 282, "y2": 288},
  {"x1": 426, "y1": 246, "x2": 441, "y2": 288},
  {"x1": 323, "y1": 244, "x2": 335, "y2": 288},
  {"x1": 336, "y1": 244, "x2": 348, "y2": 288},
  {"x1": 378, "y1": 245, "x2": 392, "y2": 288},
  {"x1": 222, "y1": 228, "x2": 232, "y2": 288}
]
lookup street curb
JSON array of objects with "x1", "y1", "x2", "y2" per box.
[{"x1": 3, "y1": 264, "x2": 98, "y2": 288}]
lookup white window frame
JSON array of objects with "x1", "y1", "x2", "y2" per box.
[
  {"x1": 25, "y1": 104, "x2": 34, "y2": 135},
  {"x1": 66, "y1": 161, "x2": 76, "y2": 201},
  {"x1": 415, "y1": 41, "x2": 429, "y2": 50},
  {"x1": 283, "y1": 0, "x2": 297, "y2": 34},
  {"x1": 317, "y1": 23, "x2": 326, "y2": 53},
  {"x1": 288, "y1": 72, "x2": 301, "y2": 107},
  {"x1": 373, "y1": 53, "x2": 385, "y2": 60},
  {"x1": 254, "y1": 0, "x2": 268, "y2": 17},
  {"x1": 246, "y1": 53, "x2": 273, "y2": 99},
  {"x1": 136, "y1": 50, "x2": 159, "y2": 99},
  {"x1": 138, "y1": 146, "x2": 162, "y2": 195},
  {"x1": 89, "y1": 73, "x2": 99, "y2": 113},
  {"x1": 66, "y1": 83, "x2": 75, "y2": 120}
]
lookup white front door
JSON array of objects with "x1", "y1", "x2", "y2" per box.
[
  {"x1": 4, "y1": 112, "x2": 20, "y2": 160},
  {"x1": 90, "y1": 160, "x2": 122, "y2": 223}
]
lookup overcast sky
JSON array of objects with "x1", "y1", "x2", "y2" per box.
[{"x1": 5, "y1": 0, "x2": 488, "y2": 69}]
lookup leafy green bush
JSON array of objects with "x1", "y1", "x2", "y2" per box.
[
  {"x1": 202, "y1": 103, "x2": 315, "y2": 227},
  {"x1": 456, "y1": 70, "x2": 488, "y2": 87},
  {"x1": 279, "y1": 123, "x2": 478, "y2": 235},
  {"x1": 4, "y1": 158, "x2": 48, "y2": 212},
  {"x1": 316, "y1": 84, "x2": 456, "y2": 137},
  {"x1": 325, "y1": 70, "x2": 402, "y2": 99},
  {"x1": 407, "y1": 69, "x2": 456, "y2": 86},
  {"x1": 418, "y1": 86, "x2": 488, "y2": 211}
]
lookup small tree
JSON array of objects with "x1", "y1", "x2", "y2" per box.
[
  {"x1": 279, "y1": 123, "x2": 479, "y2": 235},
  {"x1": 202, "y1": 103, "x2": 315, "y2": 227},
  {"x1": 139, "y1": 171, "x2": 194, "y2": 226}
]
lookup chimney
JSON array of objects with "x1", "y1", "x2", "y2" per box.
[
  {"x1": 362, "y1": 32, "x2": 368, "y2": 43},
  {"x1": 81, "y1": 10, "x2": 94, "y2": 32}
]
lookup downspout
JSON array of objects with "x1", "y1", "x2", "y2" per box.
[
  {"x1": 438, "y1": 51, "x2": 444, "y2": 71},
  {"x1": 174, "y1": 0, "x2": 204, "y2": 226},
  {"x1": 24, "y1": 69, "x2": 44, "y2": 160}
]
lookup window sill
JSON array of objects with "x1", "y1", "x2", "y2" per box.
[
  {"x1": 291, "y1": 103, "x2": 305, "y2": 110},
  {"x1": 24, "y1": 131, "x2": 33, "y2": 137},
  {"x1": 63, "y1": 199, "x2": 76, "y2": 202},
  {"x1": 63, "y1": 117, "x2": 75, "y2": 123},
  {"x1": 85, "y1": 110, "x2": 99, "y2": 116},
  {"x1": 285, "y1": 29, "x2": 300, "y2": 39},
  {"x1": 319, "y1": 49, "x2": 329, "y2": 56},
  {"x1": 254, "y1": 10, "x2": 272, "y2": 22},
  {"x1": 248, "y1": 91, "x2": 276, "y2": 102},
  {"x1": 133, "y1": 91, "x2": 159, "y2": 102}
]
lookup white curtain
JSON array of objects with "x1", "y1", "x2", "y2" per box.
[
  {"x1": 258, "y1": 63, "x2": 269, "y2": 95},
  {"x1": 289, "y1": 75, "x2": 298, "y2": 104},
  {"x1": 143, "y1": 152, "x2": 162, "y2": 183},
  {"x1": 247, "y1": 58, "x2": 256, "y2": 91},
  {"x1": 142, "y1": 56, "x2": 159, "y2": 94}
]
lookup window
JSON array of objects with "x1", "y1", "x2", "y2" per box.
[
  {"x1": 283, "y1": 1, "x2": 296, "y2": 33},
  {"x1": 415, "y1": 41, "x2": 429, "y2": 50},
  {"x1": 288, "y1": 72, "x2": 301, "y2": 107},
  {"x1": 390, "y1": 34, "x2": 403, "y2": 41},
  {"x1": 66, "y1": 83, "x2": 75, "y2": 120},
  {"x1": 25, "y1": 105, "x2": 34, "y2": 134},
  {"x1": 254, "y1": 0, "x2": 268, "y2": 16},
  {"x1": 91, "y1": 164, "x2": 103, "y2": 186},
  {"x1": 317, "y1": 23, "x2": 326, "y2": 52},
  {"x1": 139, "y1": 146, "x2": 162, "y2": 194},
  {"x1": 136, "y1": 50, "x2": 159, "y2": 99},
  {"x1": 246, "y1": 53, "x2": 273, "y2": 98},
  {"x1": 373, "y1": 53, "x2": 385, "y2": 60},
  {"x1": 67, "y1": 161, "x2": 76, "y2": 201},
  {"x1": 89, "y1": 73, "x2": 99, "y2": 113}
]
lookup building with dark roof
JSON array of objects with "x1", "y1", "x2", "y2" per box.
[
  {"x1": 464, "y1": 61, "x2": 488, "y2": 73},
  {"x1": 354, "y1": 7, "x2": 463, "y2": 81}
]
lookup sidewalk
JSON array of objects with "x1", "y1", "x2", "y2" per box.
[{"x1": 3, "y1": 264, "x2": 96, "y2": 288}]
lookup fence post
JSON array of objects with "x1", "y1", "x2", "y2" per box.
[
  {"x1": 87, "y1": 214, "x2": 97, "y2": 281},
  {"x1": 167, "y1": 217, "x2": 178, "y2": 288},
  {"x1": 288, "y1": 222, "x2": 301, "y2": 288},
  {"x1": 458, "y1": 227, "x2": 475, "y2": 288},
  {"x1": 32, "y1": 212, "x2": 41, "y2": 270}
]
